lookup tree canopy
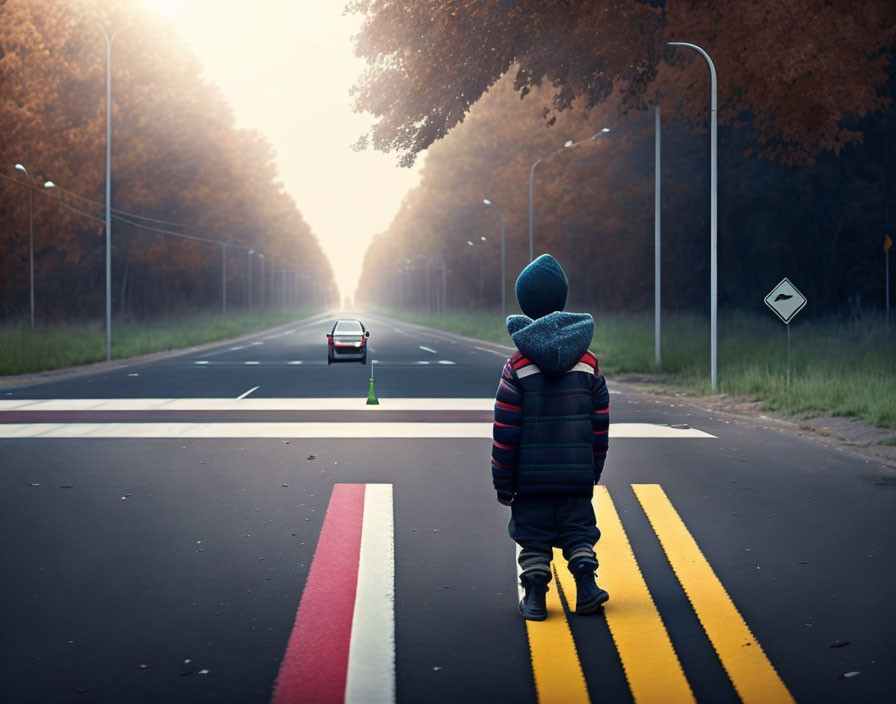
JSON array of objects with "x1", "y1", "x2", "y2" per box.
[{"x1": 349, "y1": 0, "x2": 896, "y2": 166}]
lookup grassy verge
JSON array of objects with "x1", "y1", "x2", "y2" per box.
[
  {"x1": 374, "y1": 307, "x2": 896, "y2": 429},
  {"x1": 0, "y1": 308, "x2": 321, "y2": 376}
]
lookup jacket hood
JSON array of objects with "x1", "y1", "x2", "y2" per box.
[{"x1": 506, "y1": 311, "x2": 594, "y2": 376}]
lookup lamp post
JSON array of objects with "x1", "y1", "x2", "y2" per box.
[
  {"x1": 99, "y1": 24, "x2": 114, "y2": 360},
  {"x1": 257, "y1": 253, "x2": 265, "y2": 306},
  {"x1": 669, "y1": 41, "x2": 718, "y2": 392},
  {"x1": 220, "y1": 243, "x2": 228, "y2": 316},
  {"x1": 528, "y1": 129, "x2": 611, "y2": 262},
  {"x1": 466, "y1": 237, "x2": 487, "y2": 306},
  {"x1": 482, "y1": 198, "x2": 506, "y2": 320},
  {"x1": 13, "y1": 163, "x2": 35, "y2": 330},
  {"x1": 247, "y1": 249, "x2": 254, "y2": 308}
]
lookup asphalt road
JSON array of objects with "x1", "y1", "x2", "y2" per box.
[{"x1": 1, "y1": 311, "x2": 894, "y2": 703}]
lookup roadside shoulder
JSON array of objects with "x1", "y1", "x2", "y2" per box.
[
  {"x1": 0, "y1": 312, "x2": 332, "y2": 390},
  {"x1": 611, "y1": 375, "x2": 896, "y2": 469}
]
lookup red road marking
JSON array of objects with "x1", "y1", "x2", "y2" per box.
[{"x1": 271, "y1": 484, "x2": 365, "y2": 704}]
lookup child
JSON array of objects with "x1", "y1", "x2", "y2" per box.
[{"x1": 491, "y1": 254, "x2": 610, "y2": 620}]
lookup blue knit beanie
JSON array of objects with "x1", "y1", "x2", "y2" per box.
[{"x1": 515, "y1": 254, "x2": 568, "y2": 319}]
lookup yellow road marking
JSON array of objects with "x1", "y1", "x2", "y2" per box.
[
  {"x1": 519, "y1": 549, "x2": 590, "y2": 703},
  {"x1": 632, "y1": 484, "x2": 795, "y2": 704},
  {"x1": 557, "y1": 486, "x2": 695, "y2": 703}
]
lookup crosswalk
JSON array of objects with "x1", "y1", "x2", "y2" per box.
[{"x1": 274, "y1": 482, "x2": 793, "y2": 704}]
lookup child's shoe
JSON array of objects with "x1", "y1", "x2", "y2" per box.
[
  {"x1": 519, "y1": 571, "x2": 550, "y2": 621},
  {"x1": 569, "y1": 558, "x2": 609, "y2": 613}
]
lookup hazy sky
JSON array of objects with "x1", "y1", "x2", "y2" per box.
[{"x1": 144, "y1": 0, "x2": 422, "y2": 301}]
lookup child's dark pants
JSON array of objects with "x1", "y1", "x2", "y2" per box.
[{"x1": 510, "y1": 494, "x2": 600, "y2": 582}]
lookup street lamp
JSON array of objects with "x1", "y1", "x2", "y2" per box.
[
  {"x1": 99, "y1": 24, "x2": 114, "y2": 361},
  {"x1": 528, "y1": 129, "x2": 611, "y2": 262},
  {"x1": 669, "y1": 41, "x2": 718, "y2": 392},
  {"x1": 482, "y1": 198, "x2": 506, "y2": 320},
  {"x1": 13, "y1": 163, "x2": 35, "y2": 330}
]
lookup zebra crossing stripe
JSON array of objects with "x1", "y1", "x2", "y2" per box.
[
  {"x1": 270, "y1": 483, "x2": 395, "y2": 704},
  {"x1": 632, "y1": 484, "x2": 795, "y2": 704},
  {"x1": 517, "y1": 545, "x2": 590, "y2": 703},
  {"x1": 591, "y1": 486, "x2": 695, "y2": 703},
  {"x1": 345, "y1": 484, "x2": 395, "y2": 703}
]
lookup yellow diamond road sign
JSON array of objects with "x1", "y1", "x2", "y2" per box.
[{"x1": 764, "y1": 277, "x2": 807, "y2": 324}]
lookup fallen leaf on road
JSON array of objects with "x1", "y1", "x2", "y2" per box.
[
  {"x1": 198, "y1": 669, "x2": 209, "y2": 675},
  {"x1": 306, "y1": 455, "x2": 315, "y2": 460},
  {"x1": 282, "y1": 483, "x2": 289, "y2": 487},
  {"x1": 830, "y1": 641, "x2": 851, "y2": 648},
  {"x1": 121, "y1": 494, "x2": 131, "y2": 500},
  {"x1": 28, "y1": 483, "x2": 40, "y2": 487},
  {"x1": 138, "y1": 664, "x2": 155, "y2": 670},
  {"x1": 839, "y1": 671, "x2": 861, "y2": 679}
]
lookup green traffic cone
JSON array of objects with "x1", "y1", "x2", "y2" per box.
[{"x1": 366, "y1": 375, "x2": 379, "y2": 405}]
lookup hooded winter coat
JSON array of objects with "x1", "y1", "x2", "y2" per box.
[{"x1": 491, "y1": 312, "x2": 610, "y2": 497}]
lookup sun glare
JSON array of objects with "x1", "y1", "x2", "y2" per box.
[{"x1": 147, "y1": 0, "x2": 177, "y2": 18}]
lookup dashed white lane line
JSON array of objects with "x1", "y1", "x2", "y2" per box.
[
  {"x1": 0, "y1": 423, "x2": 717, "y2": 439},
  {"x1": 229, "y1": 345, "x2": 246, "y2": 351},
  {"x1": 194, "y1": 361, "x2": 209, "y2": 365},
  {"x1": 237, "y1": 386, "x2": 260, "y2": 399},
  {"x1": 288, "y1": 361, "x2": 303, "y2": 365},
  {"x1": 245, "y1": 361, "x2": 260, "y2": 365},
  {"x1": 249, "y1": 341, "x2": 264, "y2": 346},
  {"x1": 437, "y1": 360, "x2": 456, "y2": 365},
  {"x1": 474, "y1": 345, "x2": 511, "y2": 357},
  {"x1": 419, "y1": 346, "x2": 437, "y2": 354}
]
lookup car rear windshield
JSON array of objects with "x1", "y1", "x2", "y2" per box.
[{"x1": 335, "y1": 321, "x2": 363, "y2": 334}]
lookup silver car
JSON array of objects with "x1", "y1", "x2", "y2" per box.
[{"x1": 327, "y1": 319, "x2": 370, "y2": 364}]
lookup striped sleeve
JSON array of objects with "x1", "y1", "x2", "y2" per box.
[
  {"x1": 491, "y1": 357, "x2": 524, "y2": 494},
  {"x1": 590, "y1": 358, "x2": 610, "y2": 482}
]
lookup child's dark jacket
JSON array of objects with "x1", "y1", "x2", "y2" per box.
[{"x1": 492, "y1": 311, "x2": 610, "y2": 497}]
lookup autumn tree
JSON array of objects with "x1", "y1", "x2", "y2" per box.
[
  {"x1": 0, "y1": 0, "x2": 336, "y2": 322},
  {"x1": 349, "y1": 0, "x2": 896, "y2": 167}
]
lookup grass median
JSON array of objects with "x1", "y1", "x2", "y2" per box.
[
  {"x1": 373, "y1": 307, "x2": 896, "y2": 430},
  {"x1": 0, "y1": 308, "x2": 322, "y2": 377}
]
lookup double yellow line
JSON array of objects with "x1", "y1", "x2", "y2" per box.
[{"x1": 523, "y1": 485, "x2": 794, "y2": 703}]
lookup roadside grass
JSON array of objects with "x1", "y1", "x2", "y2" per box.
[
  {"x1": 373, "y1": 307, "x2": 896, "y2": 429},
  {"x1": 0, "y1": 308, "x2": 321, "y2": 376}
]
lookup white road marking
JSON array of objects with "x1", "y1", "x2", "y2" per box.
[
  {"x1": 345, "y1": 484, "x2": 395, "y2": 703},
  {"x1": 245, "y1": 361, "x2": 260, "y2": 365},
  {"x1": 288, "y1": 361, "x2": 303, "y2": 365},
  {"x1": 229, "y1": 346, "x2": 246, "y2": 351},
  {"x1": 249, "y1": 341, "x2": 264, "y2": 346},
  {"x1": 0, "y1": 422, "x2": 716, "y2": 439},
  {"x1": 237, "y1": 386, "x2": 260, "y2": 399},
  {"x1": 194, "y1": 361, "x2": 209, "y2": 365},
  {"x1": 437, "y1": 360, "x2": 456, "y2": 365},
  {"x1": 474, "y1": 346, "x2": 510, "y2": 357},
  {"x1": 128, "y1": 373, "x2": 139, "y2": 377},
  {"x1": 419, "y1": 346, "x2": 437, "y2": 354},
  {"x1": 0, "y1": 397, "x2": 496, "y2": 411},
  {"x1": 416, "y1": 361, "x2": 431, "y2": 365}
]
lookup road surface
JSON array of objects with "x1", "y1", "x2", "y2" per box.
[{"x1": 1, "y1": 311, "x2": 893, "y2": 703}]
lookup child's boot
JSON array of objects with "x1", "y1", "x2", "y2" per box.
[
  {"x1": 518, "y1": 569, "x2": 551, "y2": 621},
  {"x1": 569, "y1": 557, "x2": 609, "y2": 613}
]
